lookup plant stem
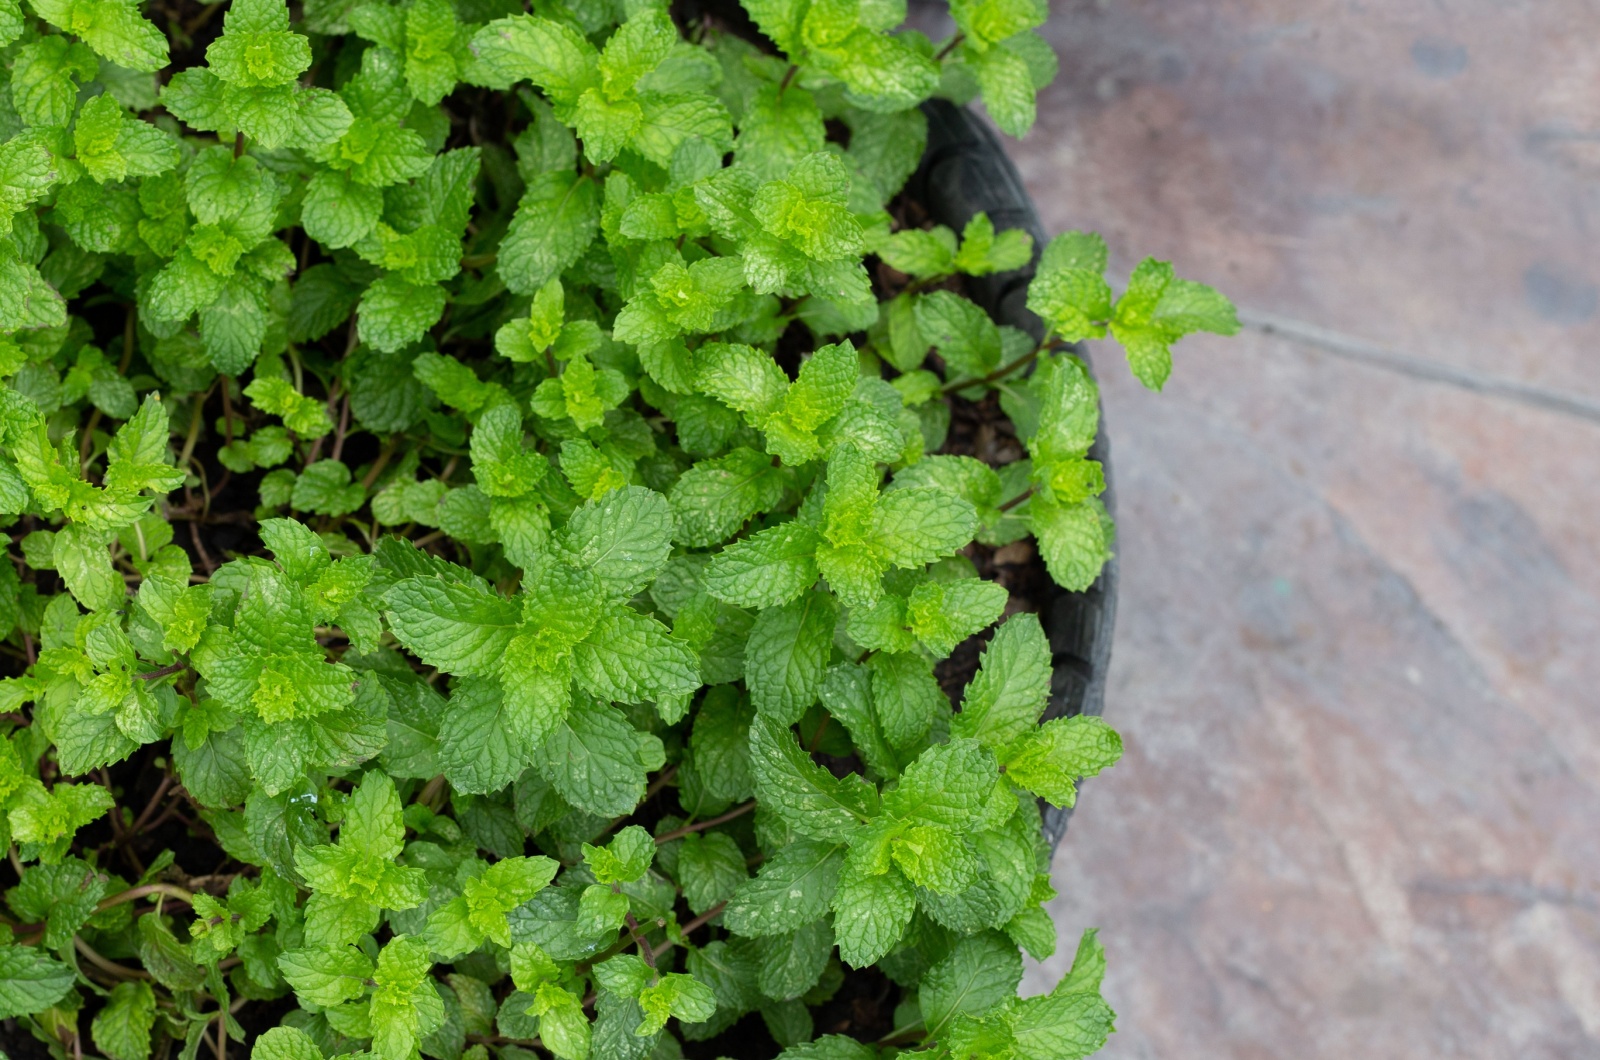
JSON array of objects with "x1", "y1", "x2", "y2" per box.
[
  {"x1": 118, "y1": 306, "x2": 136, "y2": 373},
  {"x1": 330, "y1": 393, "x2": 351, "y2": 464},
  {"x1": 220, "y1": 376, "x2": 234, "y2": 446},
  {"x1": 997, "y1": 486, "x2": 1034, "y2": 513},
  {"x1": 74, "y1": 936, "x2": 151, "y2": 980},
  {"x1": 624, "y1": 911, "x2": 657, "y2": 969},
  {"x1": 653, "y1": 800, "x2": 755, "y2": 845},
  {"x1": 232, "y1": 130, "x2": 244, "y2": 158},
  {"x1": 79, "y1": 409, "x2": 103, "y2": 473},
  {"x1": 647, "y1": 901, "x2": 726, "y2": 963},
  {"x1": 96, "y1": 882, "x2": 196, "y2": 913},
  {"x1": 177, "y1": 383, "x2": 213, "y2": 474},
  {"x1": 135, "y1": 661, "x2": 187, "y2": 681},
  {"x1": 934, "y1": 32, "x2": 966, "y2": 61},
  {"x1": 940, "y1": 342, "x2": 1042, "y2": 395},
  {"x1": 642, "y1": 764, "x2": 678, "y2": 802},
  {"x1": 126, "y1": 771, "x2": 175, "y2": 839},
  {"x1": 360, "y1": 439, "x2": 398, "y2": 490},
  {"x1": 417, "y1": 774, "x2": 447, "y2": 811},
  {"x1": 777, "y1": 63, "x2": 799, "y2": 97}
]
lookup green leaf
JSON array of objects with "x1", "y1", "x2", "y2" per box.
[
  {"x1": 749, "y1": 714, "x2": 876, "y2": 841},
  {"x1": 744, "y1": 589, "x2": 836, "y2": 725},
  {"x1": 1026, "y1": 232, "x2": 1113, "y2": 343},
  {"x1": 772, "y1": 1036, "x2": 875, "y2": 1060},
  {"x1": 136, "y1": 915, "x2": 205, "y2": 991},
  {"x1": 723, "y1": 839, "x2": 844, "y2": 938},
  {"x1": 703, "y1": 523, "x2": 820, "y2": 610},
  {"x1": 884, "y1": 738, "x2": 1006, "y2": 829},
  {"x1": 498, "y1": 171, "x2": 600, "y2": 296},
  {"x1": 952, "y1": 212, "x2": 1034, "y2": 276},
  {"x1": 809, "y1": 27, "x2": 938, "y2": 113},
  {"x1": 757, "y1": 917, "x2": 832, "y2": 1001},
  {"x1": 105, "y1": 394, "x2": 185, "y2": 496},
  {"x1": 920, "y1": 930, "x2": 1023, "y2": 1038},
  {"x1": 967, "y1": 40, "x2": 1038, "y2": 137},
  {"x1": 0, "y1": 133, "x2": 58, "y2": 230},
  {"x1": 53, "y1": 523, "x2": 121, "y2": 611},
  {"x1": 830, "y1": 864, "x2": 914, "y2": 968},
  {"x1": 384, "y1": 574, "x2": 521, "y2": 676},
  {"x1": 1002, "y1": 715, "x2": 1122, "y2": 808},
  {"x1": 905, "y1": 578, "x2": 1009, "y2": 657},
  {"x1": 598, "y1": 6, "x2": 675, "y2": 98},
  {"x1": 879, "y1": 227, "x2": 957, "y2": 279},
  {"x1": 91, "y1": 980, "x2": 155, "y2": 1060},
  {"x1": 915, "y1": 291, "x2": 1001, "y2": 380},
  {"x1": 583, "y1": 824, "x2": 654, "y2": 884},
  {"x1": 688, "y1": 685, "x2": 754, "y2": 802},
  {"x1": 1006, "y1": 929, "x2": 1116, "y2": 1059},
  {"x1": 0, "y1": 944, "x2": 75, "y2": 1018},
  {"x1": 951, "y1": 612, "x2": 1051, "y2": 753},
  {"x1": 676, "y1": 830, "x2": 747, "y2": 915},
  {"x1": 369, "y1": 934, "x2": 447, "y2": 1059},
  {"x1": 358, "y1": 275, "x2": 447, "y2": 353},
  {"x1": 1110, "y1": 257, "x2": 1239, "y2": 390},
  {"x1": 278, "y1": 944, "x2": 375, "y2": 1007},
  {"x1": 537, "y1": 696, "x2": 651, "y2": 817},
  {"x1": 557, "y1": 485, "x2": 674, "y2": 599},
  {"x1": 1029, "y1": 493, "x2": 1113, "y2": 592},
  {"x1": 12, "y1": 38, "x2": 99, "y2": 127},
  {"x1": 435, "y1": 675, "x2": 531, "y2": 794},
  {"x1": 470, "y1": 404, "x2": 545, "y2": 498},
  {"x1": 302, "y1": 170, "x2": 383, "y2": 249},
  {"x1": 468, "y1": 15, "x2": 599, "y2": 101},
  {"x1": 867, "y1": 651, "x2": 943, "y2": 750},
  {"x1": 875, "y1": 486, "x2": 980, "y2": 568},
  {"x1": 572, "y1": 606, "x2": 700, "y2": 705},
  {"x1": 735, "y1": 82, "x2": 825, "y2": 181},
  {"x1": 670, "y1": 448, "x2": 786, "y2": 548},
  {"x1": 251, "y1": 1027, "x2": 325, "y2": 1060},
  {"x1": 637, "y1": 972, "x2": 717, "y2": 1035},
  {"x1": 29, "y1": 0, "x2": 168, "y2": 71}
]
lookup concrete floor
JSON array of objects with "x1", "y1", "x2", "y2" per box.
[{"x1": 911, "y1": 1, "x2": 1600, "y2": 1056}]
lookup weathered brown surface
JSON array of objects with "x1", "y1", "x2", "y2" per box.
[{"x1": 910, "y1": 0, "x2": 1600, "y2": 1055}]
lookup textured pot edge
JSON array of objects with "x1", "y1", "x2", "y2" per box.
[{"x1": 909, "y1": 100, "x2": 1121, "y2": 851}]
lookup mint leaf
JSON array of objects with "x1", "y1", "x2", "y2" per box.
[
  {"x1": 830, "y1": 865, "x2": 915, "y2": 968},
  {"x1": 750, "y1": 715, "x2": 877, "y2": 841},
  {"x1": 744, "y1": 589, "x2": 836, "y2": 725},
  {"x1": 1110, "y1": 257, "x2": 1239, "y2": 390},
  {"x1": 921, "y1": 930, "x2": 1023, "y2": 1038},
  {"x1": 0, "y1": 945, "x2": 75, "y2": 1018},
  {"x1": 1002, "y1": 716, "x2": 1122, "y2": 808},
  {"x1": 723, "y1": 840, "x2": 845, "y2": 938},
  {"x1": 951, "y1": 612, "x2": 1051, "y2": 753}
]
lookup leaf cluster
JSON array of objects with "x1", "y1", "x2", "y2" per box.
[{"x1": 0, "y1": 0, "x2": 1235, "y2": 1057}]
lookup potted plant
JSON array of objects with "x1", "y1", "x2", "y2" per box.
[{"x1": 0, "y1": 0, "x2": 1237, "y2": 1057}]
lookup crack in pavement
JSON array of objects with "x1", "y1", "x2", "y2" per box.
[{"x1": 1238, "y1": 308, "x2": 1600, "y2": 426}]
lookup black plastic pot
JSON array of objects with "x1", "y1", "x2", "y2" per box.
[{"x1": 907, "y1": 102, "x2": 1120, "y2": 850}]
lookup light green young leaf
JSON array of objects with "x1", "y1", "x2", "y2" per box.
[
  {"x1": 29, "y1": 0, "x2": 168, "y2": 71},
  {"x1": 951, "y1": 612, "x2": 1051, "y2": 753},
  {"x1": 1002, "y1": 715, "x2": 1122, "y2": 808},
  {"x1": 1109, "y1": 257, "x2": 1239, "y2": 390},
  {"x1": 1026, "y1": 231, "x2": 1113, "y2": 343}
]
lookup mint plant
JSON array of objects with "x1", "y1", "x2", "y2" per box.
[{"x1": 0, "y1": 0, "x2": 1236, "y2": 1057}]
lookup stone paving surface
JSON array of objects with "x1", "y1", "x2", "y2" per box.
[{"x1": 912, "y1": 1, "x2": 1600, "y2": 1056}]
